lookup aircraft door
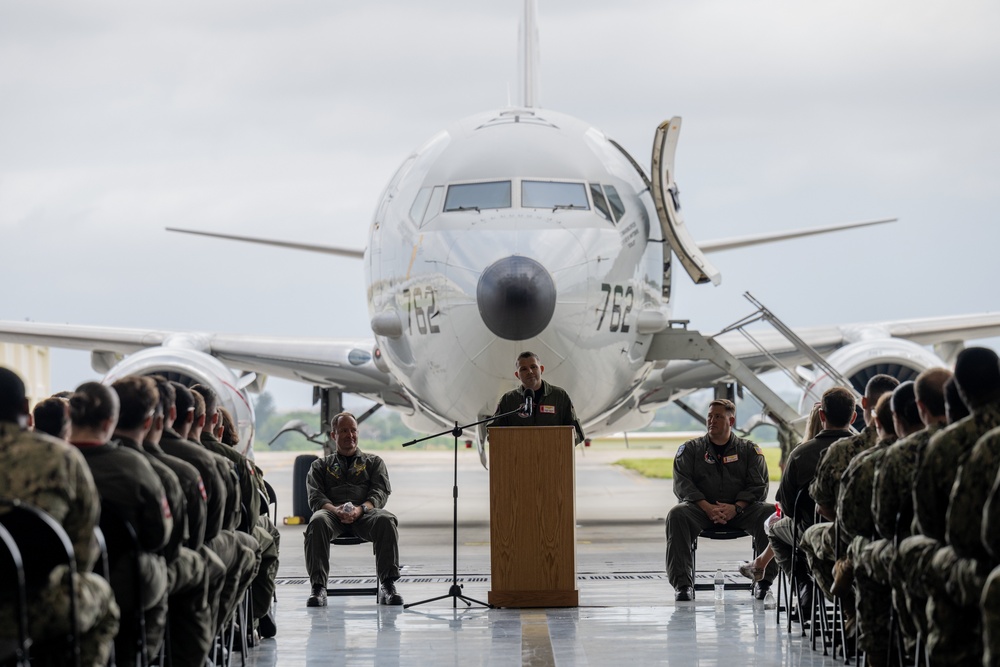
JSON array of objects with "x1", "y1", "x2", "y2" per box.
[{"x1": 651, "y1": 117, "x2": 721, "y2": 286}]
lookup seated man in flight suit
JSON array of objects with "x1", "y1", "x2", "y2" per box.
[{"x1": 666, "y1": 398, "x2": 775, "y2": 601}]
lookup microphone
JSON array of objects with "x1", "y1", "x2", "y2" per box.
[{"x1": 523, "y1": 389, "x2": 534, "y2": 416}]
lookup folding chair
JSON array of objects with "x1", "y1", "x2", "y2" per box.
[
  {"x1": 0, "y1": 498, "x2": 80, "y2": 667},
  {"x1": 99, "y1": 504, "x2": 150, "y2": 667},
  {"x1": 776, "y1": 489, "x2": 812, "y2": 635},
  {"x1": 326, "y1": 528, "x2": 379, "y2": 598},
  {"x1": 0, "y1": 521, "x2": 29, "y2": 666},
  {"x1": 691, "y1": 525, "x2": 757, "y2": 593}
]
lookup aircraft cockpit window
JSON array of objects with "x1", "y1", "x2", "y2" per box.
[
  {"x1": 604, "y1": 185, "x2": 626, "y2": 223},
  {"x1": 444, "y1": 181, "x2": 511, "y2": 212},
  {"x1": 589, "y1": 183, "x2": 613, "y2": 223},
  {"x1": 522, "y1": 181, "x2": 589, "y2": 210},
  {"x1": 410, "y1": 187, "x2": 432, "y2": 225}
]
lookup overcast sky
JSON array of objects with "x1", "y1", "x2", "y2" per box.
[{"x1": 2, "y1": 0, "x2": 998, "y2": 411}]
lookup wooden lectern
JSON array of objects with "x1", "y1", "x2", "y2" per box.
[{"x1": 487, "y1": 426, "x2": 578, "y2": 607}]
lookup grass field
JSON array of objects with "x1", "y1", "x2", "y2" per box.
[{"x1": 615, "y1": 447, "x2": 782, "y2": 482}]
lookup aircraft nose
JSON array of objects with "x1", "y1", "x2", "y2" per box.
[{"x1": 476, "y1": 256, "x2": 556, "y2": 340}]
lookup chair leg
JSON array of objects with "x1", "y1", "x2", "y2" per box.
[{"x1": 690, "y1": 537, "x2": 698, "y2": 592}]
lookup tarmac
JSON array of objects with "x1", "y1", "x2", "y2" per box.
[{"x1": 237, "y1": 446, "x2": 853, "y2": 666}]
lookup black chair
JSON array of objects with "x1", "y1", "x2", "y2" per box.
[
  {"x1": 326, "y1": 528, "x2": 379, "y2": 598},
  {"x1": 690, "y1": 525, "x2": 757, "y2": 592},
  {"x1": 832, "y1": 520, "x2": 857, "y2": 665},
  {"x1": 0, "y1": 521, "x2": 29, "y2": 666},
  {"x1": 0, "y1": 498, "x2": 80, "y2": 667},
  {"x1": 776, "y1": 489, "x2": 814, "y2": 635},
  {"x1": 263, "y1": 480, "x2": 278, "y2": 526},
  {"x1": 99, "y1": 505, "x2": 149, "y2": 667}
]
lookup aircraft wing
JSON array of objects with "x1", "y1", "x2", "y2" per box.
[
  {"x1": 0, "y1": 320, "x2": 396, "y2": 396},
  {"x1": 640, "y1": 311, "x2": 1000, "y2": 404}
]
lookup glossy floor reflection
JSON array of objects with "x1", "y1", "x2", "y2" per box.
[{"x1": 246, "y1": 578, "x2": 847, "y2": 666}]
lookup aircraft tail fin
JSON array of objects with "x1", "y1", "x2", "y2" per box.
[
  {"x1": 518, "y1": 0, "x2": 540, "y2": 107},
  {"x1": 699, "y1": 217, "x2": 896, "y2": 254}
]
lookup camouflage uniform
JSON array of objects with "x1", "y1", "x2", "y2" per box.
[
  {"x1": 838, "y1": 437, "x2": 896, "y2": 665},
  {"x1": 768, "y1": 428, "x2": 854, "y2": 579},
  {"x1": 867, "y1": 424, "x2": 942, "y2": 645},
  {"x1": 810, "y1": 424, "x2": 878, "y2": 516},
  {"x1": 927, "y1": 425, "x2": 1000, "y2": 666},
  {"x1": 76, "y1": 440, "x2": 172, "y2": 666},
  {"x1": 304, "y1": 449, "x2": 400, "y2": 587},
  {"x1": 984, "y1": 449, "x2": 1000, "y2": 667},
  {"x1": 898, "y1": 403, "x2": 1000, "y2": 666},
  {"x1": 983, "y1": 564, "x2": 1000, "y2": 667},
  {"x1": 666, "y1": 433, "x2": 774, "y2": 589},
  {"x1": 0, "y1": 423, "x2": 119, "y2": 667},
  {"x1": 798, "y1": 425, "x2": 877, "y2": 599}
]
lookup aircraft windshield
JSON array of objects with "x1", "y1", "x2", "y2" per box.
[
  {"x1": 605, "y1": 184, "x2": 625, "y2": 222},
  {"x1": 444, "y1": 181, "x2": 511, "y2": 211},
  {"x1": 522, "y1": 181, "x2": 589, "y2": 210}
]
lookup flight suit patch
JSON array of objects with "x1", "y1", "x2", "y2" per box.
[
  {"x1": 540, "y1": 405, "x2": 555, "y2": 414},
  {"x1": 723, "y1": 454, "x2": 739, "y2": 464},
  {"x1": 753, "y1": 445, "x2": 763, "y2": 456}
]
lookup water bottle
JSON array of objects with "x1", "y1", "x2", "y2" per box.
[
  {"x1": 763, "y1": 590, "x2": 776, "y2": 610},
  {"x1": 714, "y1": 569, "x2": 724, "y2": 600}
]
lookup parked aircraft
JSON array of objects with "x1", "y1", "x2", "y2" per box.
[{"x1": 2, "y1": 1, "x2": 999, "y2": 457}]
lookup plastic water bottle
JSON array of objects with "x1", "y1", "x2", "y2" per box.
[
  {"x1": 714, "y1": 569, "x2": 724, "y2": 600},
  {"x1": 763, "y1": 590, "x2": 776, "y2": 610}
]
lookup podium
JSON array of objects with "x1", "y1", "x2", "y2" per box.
[{"x1": 487, "y1": 426, "x2": 578, "y2": 607}]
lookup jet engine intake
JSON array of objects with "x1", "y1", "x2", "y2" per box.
[
  {"x1": 799, "y1": 338, "x2": 946, "y2": 412},
  {"x1": 99, "y1": 347, "x2": 257, "y2": 455}
]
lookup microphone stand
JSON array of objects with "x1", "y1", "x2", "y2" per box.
[{"x1": 401, "y1": 405, "x2": 526, "y2": 609}]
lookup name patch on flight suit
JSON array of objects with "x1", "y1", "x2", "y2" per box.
[
  {"x1": 723, "y1": 454, "x2": 739, "y2": 464},
  {"x1": 540, "y1": 405, "x2": 555, "y2": 414}
]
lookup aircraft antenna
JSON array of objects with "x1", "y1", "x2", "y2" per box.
[{"x1": 517, "y1": 0, "x2": 540, "y2": 107}]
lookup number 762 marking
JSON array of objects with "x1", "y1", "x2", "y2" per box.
[
  {"x1": 403, "y1": 286, "x2": 441, "y2": 335},
  {"x1": 597, "y1": 283, "x2": 633, "y2": 332}
]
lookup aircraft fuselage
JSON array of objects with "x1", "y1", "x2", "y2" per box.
[{"x1": 366, "y1": 107, "x2": 670, "y2": 435}]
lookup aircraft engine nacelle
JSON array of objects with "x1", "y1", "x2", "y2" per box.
[
  {"x1": 798, "y1": 337, "x2": 947, "y2": 412},
  {"x1": 99, "y1": 346, "x2": 257, "y2": 456}
]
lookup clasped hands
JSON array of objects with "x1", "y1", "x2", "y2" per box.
[
  {"x1": 326, "y1": 502, "x2": 363, "y2": 524},
  {"x1": 703, "y1": 502, "x2": 738, "y2": 524}
]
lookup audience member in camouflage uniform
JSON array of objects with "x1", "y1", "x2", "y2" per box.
[
  {"x1": 867, "y1": 368, "x2": 951, "y2": 649},
  {"x1": 798, "y1": 375, "x2": 899, "y2": 598},
  {"x1": 0, "y1": 367, "x2": 119, "y2": 667},
  {"x1": 897, "y1": 348, "x2": 1000, "y2": 666},
  {"x1": 982, "y1": 457, "x2": 1000, "y2": 667},
  {"x1": 842, "y1": 385, "x2": 919, "y2": 666}
]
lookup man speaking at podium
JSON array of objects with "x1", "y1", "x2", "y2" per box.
[{"x1": 491, "y1": 351, "x2": 585, "y2": 444}]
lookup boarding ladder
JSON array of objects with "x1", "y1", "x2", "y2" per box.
[{"x1": 647, "y1": 292, "x2": 859, "y2": 440}]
